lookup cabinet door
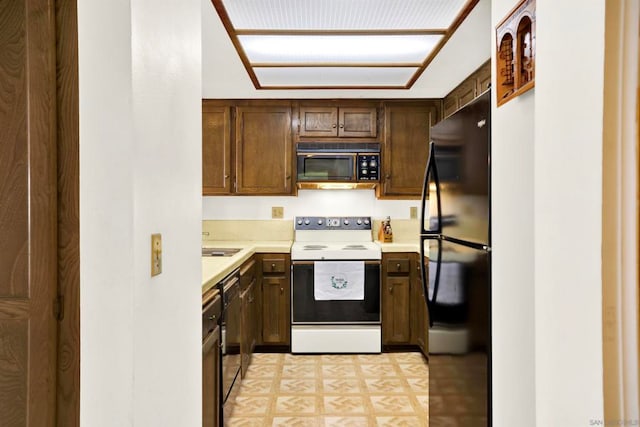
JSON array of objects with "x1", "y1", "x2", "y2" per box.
[
  {"x1": 339, "y1": 107, "x2": 377, "y2": 137},
  {"x1": 475, "y1": 61, "x2": 492, "y2": 94},
  {"x1": 443, "y1": 95, "x2": 458, "y2": 118},
  {"x1": 456, "y1": 79, "x2": 477, "y2": 109},
  {"x1": 240, "y1": 288, "x2": 250, "y2": 377},
  {"x1": 382, "y1": 275, "x2": 411, "y2": 344},
  {"x1": 202, "y1": 104, "x2": 232, "y2": 195},
  {"x1": 261, "y1": 276, "x2": 291, "y2": 345},
  {"x1": 235, "y1": 106, "x2": 292, "y2": 194},
  {"x1": 299, "y1": 106, "x2": 338, "y2": 137},
  {"x1": 203, "y1": 325, "x2": 220, "y2": 427},
  {"x1": 382, "y1": 104, "x2": 438, "y2": 197}
]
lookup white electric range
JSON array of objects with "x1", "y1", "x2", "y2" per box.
[{"x1": 290, "y1": 216, "x2": 382, "y2": 353}]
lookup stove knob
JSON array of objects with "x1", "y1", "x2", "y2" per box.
[
  {"x1": 304, "y1": 219, "x2": 310, "y2": 225},
  {"x1": 361, "y1": 161, "x2": 368, "y2": 167},
  {"x1": 356, "y1": 219, "x2": 362, "y2": 225},
  {"x1": 317, "y1": 219, "x2": 323, "y2": 225},
  {"x1": 370, "y1": 160, "x2": 377, "y2": 168},
  {"x1": 364, "y1": 219, "x2": 370, "y2": 225},
  {"x1": 297, "y1": 219, "x2": 303, "y2": 225},
  {"x1": 343, "y1": 219, "x2": 349, "y2": 225}
]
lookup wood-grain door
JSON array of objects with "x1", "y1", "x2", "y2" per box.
[
  {"x1": 261, "y1": 276, "x2": 290, "y2": 345},
  {"x1": 339, "y1": 107, "x2": 377, "y2": 137},
  {"x1": 235, "y1": 106, "x2": 292, "y2": 194},
  {"x1": 382, "y1": 275, "x2": 412, "y2": 344},
  {"x1": 382, "y1": 104, "x2": 438, "y2": 197},
  {"x1": 411, "y1": 255, "x2": 429, "y2": 356},
  {"x1": 299, "y1": 106, "x2": 338, "y2": 137},
  {"x1": 202, "y1": 325, "x2": 221, "y2": 427},
  {"x1": 0, "y1": 0, "x2": 59, "y2": 424},
  {"x1": 202, "y1": 104, "x2": 232, "y2": 195}
]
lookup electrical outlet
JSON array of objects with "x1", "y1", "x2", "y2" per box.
[
  {"x1": 151, "y1": 233, "x2": 162, "y2": 277},
  {"x1": 410, "y1": 206, "x2": 418, "y2": 219},
  {"x1": 272, "y1": 206, "x2": 284, "y2": 219}
]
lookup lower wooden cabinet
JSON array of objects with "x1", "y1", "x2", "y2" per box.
[
  {"x1": 202, "y1": 294, "x2": 222, "y2": 427},
  {"x1": 382, "y1": 252, "x2": 429, "y2": 352},
  {"x1": 259, "y1": 254, "x2": 291, "y2": 346},
  {"x1": 240, "y1": 257, "x2": 257, "y2": 377}
]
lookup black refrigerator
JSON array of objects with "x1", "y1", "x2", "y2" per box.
[{"x1": 419, "y1": 90, "x2": 491, "y2": 426}]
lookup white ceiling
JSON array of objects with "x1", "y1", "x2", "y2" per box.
[{"x1": 202, "y1": 0, "x2": 491, "y2": 98}]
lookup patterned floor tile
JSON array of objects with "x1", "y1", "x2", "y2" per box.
[
  {"x1": 356, "y1": 353, "x2": 392, "y2": 364},
  {"x1": 391, "y1": 352, "x2": 427, "y2": 364},
  {"x1": 252, "y1": 353, "x2": 285, "y2": 364},
  {"x1": 321, "y1": 354, "x2": 356, "y2": 364},
  {"x1": 414, "y1": 394, "x2": 429, "y2": 412},
  {"x1": 224, "y1": 416, "x2": 269, "y2": 427},
  {"x1": 279, "y1": 379, "x2": 317, "y2": 394},
  {"x1": 364, "y1": 378, "x2": 405, "y2": 393},
  {"x1": 406, "y1": 377, "x2": 429, "y2": 393},
  {"x1": 323, "y1": 416, "x2": 371, "y2": 427},
  {"x1": 231, "y1": 396, "x2": 272, "y2": 415},
  {"x1": 322, "y1": 395, "x2": 367, "y2": 414},
  {"x1": 282, "y1": 364, "x2": 318, "y2": 378},
  {"x1": 239, "y1": 379, "x2": 276, "y2": 394},
  {"x1": 275, "y1": 396, "x2": 317, "y2": 414},
  {"x1": 322, "y1": 378, "x2": 362, "y2": 394},
  {"x1": 246, "y1": 364, "x2": 279, "y2": 379},
  {"x1": 359, "y1": 364, "x2": 397, "y2": 377},
  {"x1": 321, "y1": 364, "x2": 358, "y2": 378},
  {"x1": 397, "y1": 363, "x2": 429, "y2": 377},
  {"x1": 272, "y1": 416, "x2": 321, "y2": 426},
  {"x1": 375, "y1": 416, "x2": 426, "y2": 427},
  {"x1": 369, "y1": 395, "x2": 415, "y2": 414},
  {"x1": 284, "y1": 353, "x2": 321, "y2": 365}
]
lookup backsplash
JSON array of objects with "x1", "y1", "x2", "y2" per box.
[{"x1": 203, "y1": 189, "x2": 419, "y2": 220}]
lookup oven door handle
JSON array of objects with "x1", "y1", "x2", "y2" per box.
[{"x1": 291, "y1": 260, "x2": 381, "y2": 265}]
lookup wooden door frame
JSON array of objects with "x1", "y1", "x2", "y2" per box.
[
  {"x1": 602, "y1": 0, "x2": 640, "y2": 422},
  {"x1": 55, "y1": 0, "x2": 80, "y2": 425}
]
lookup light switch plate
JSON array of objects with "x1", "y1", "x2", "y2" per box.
[
  {"x1": 410, "y1": 206, "x2": 418, "y2": 219},
  {"x1": 151, "y1": 233, "x2": 162, "y2": 276},
  {"x1": 272, "y1": 206, "x2": 284, "y2": 219}
]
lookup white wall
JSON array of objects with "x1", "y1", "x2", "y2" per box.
[
  {"x1": 534, "y1": 0, "x2": 605, "y2": 425},
  {"x1": 490, "y1": 2, "x2": 536, "y2": 426},
  {"x1": 201, "y1": 0, "x2": 491, "y2": 99},
  {"x1": 79, "y1": 0, "x2": 202, "y2": 425},
  {"x1": 203, "y1": 190, "x2": 419, "y2": 220}
]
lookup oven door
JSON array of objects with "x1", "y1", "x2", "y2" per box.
[{"x1": 291, "y1": 261, "x2": 380, "y2": 324}]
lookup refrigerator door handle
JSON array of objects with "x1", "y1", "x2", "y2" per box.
[
  {"x1": 420, "y1": 142, "x2": 443, "y2": 235},
  {"x1": 420, "y1": 236, "x2": 442, "y2": 328}
]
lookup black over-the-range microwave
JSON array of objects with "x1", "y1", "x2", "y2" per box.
[{"x1": 296, "y1": 142, "x2": 380, "y2": 183}]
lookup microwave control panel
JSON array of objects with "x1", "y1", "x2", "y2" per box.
[{"x1": 356, "y1": 154, "x2": 379, "y2": 181}]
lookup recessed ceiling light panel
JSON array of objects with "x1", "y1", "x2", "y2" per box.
[
  {"x1": 253, "y1": 67, "x2": 419, "y2": 87},
  {"x1": 239, "y1": 35, "x2": 443, "y2": 64},
  {"x1": 223, "y1": 0, "x2": 469, "y2": 30}
]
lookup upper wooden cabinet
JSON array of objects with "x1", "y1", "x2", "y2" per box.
[
  {"x1": 235, "y1": 105, "x2": 293, "y2": 195},
  {"x1": 443, "y1": 60, "x2": 491, "y2": 118},
  {"x1": 298, "y1": 106, "x2": 377, "y2": 138},
  {"x1": 380, "y1": 102, "x2": 440, "y2": 198},
  {"x1": 202, "y1": 104, "x2": 231, "y2": 195}
]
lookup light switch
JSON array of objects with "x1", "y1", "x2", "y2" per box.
[
  {"x1": 151, "y1": 233, "x2": 162, "y2": 276},
  {"x1": 410, "y1": 206, "x2": 418, "y2": 219},
  {"x1": 272, "y1": 206, "x2": 284, "y2": 219}
]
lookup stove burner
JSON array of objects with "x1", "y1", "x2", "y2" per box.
[{"x1": 304, "y1": 244, "x2": 328, "y2": 250}]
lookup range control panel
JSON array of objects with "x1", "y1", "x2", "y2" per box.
[
  {"x1": 295, "y1": 216, "x2": 372, "y2": 230},
  {"x1": 356, "y1": 154, "x2": 379, "y2": 181}
]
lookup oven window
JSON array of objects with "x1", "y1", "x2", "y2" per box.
[
  {"x1": 292, "y1": 263, "x2": 380, "y2": 323},
  {"x1": 298, "y1": 155, "x2": 354, "y2": 181}
]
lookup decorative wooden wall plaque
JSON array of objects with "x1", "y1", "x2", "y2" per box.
[{"x1": 495, "y1": 0, "x2": 536, "y2": 106}]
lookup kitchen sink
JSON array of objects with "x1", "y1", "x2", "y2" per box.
[{"x1": 202, "y1": 247, "x2": 242, "y2": 257}]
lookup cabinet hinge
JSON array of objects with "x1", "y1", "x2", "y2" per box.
[{"x1": 54, "y1": 294, "x2": 64, "y2": 321}]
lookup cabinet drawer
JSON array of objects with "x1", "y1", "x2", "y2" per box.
[
  {"x1": 202, "y1": 295, "x2": 222, "y2": 340},
  {"x1": 262, "y1": 258, "x2": 286, "y2": 274},
  {"x1": 386, "y1": 258, "x2": 410, "y2": 274}
]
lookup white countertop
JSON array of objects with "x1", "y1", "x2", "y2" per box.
[{"x1": 202, "y1": 240, "x2": 293, "y2": 293}]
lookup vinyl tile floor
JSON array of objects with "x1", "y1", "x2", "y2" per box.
[{"x1": 223, "y1": 352, "x2": 429, "y2": 427}]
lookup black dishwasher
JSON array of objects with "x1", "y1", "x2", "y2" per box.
[{"x1": 219, "y1": 269, "x2": 241, "y2": 407}]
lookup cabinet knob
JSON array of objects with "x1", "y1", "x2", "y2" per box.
[
  {"x1": 280, "y1": 287, "x2": 284, "y2": 294},
  {"x1": 271, "y1": 263, "x2": 276, "y2": 270},
  {"x1": 224, "y1": 174, "x2": 229, "y2": 179},
  {"x1": 396, "y1": 263, "x2": 401, "y2": 270},
  {"x1": 385, "y1": 175, "x2": 391, "y2": 180},
  {"x1": 332, "y1": 124, "x2": 336, "y2": 128},
  {"x1": 286, "y1": 175, "x2": 291, "y2": 180},
  {"x1": 339, "y1": 123, "x2": 344, "y2": 129},
  {"x1": 389, "y1": 286, "x2": 393, "y2": 293}
]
